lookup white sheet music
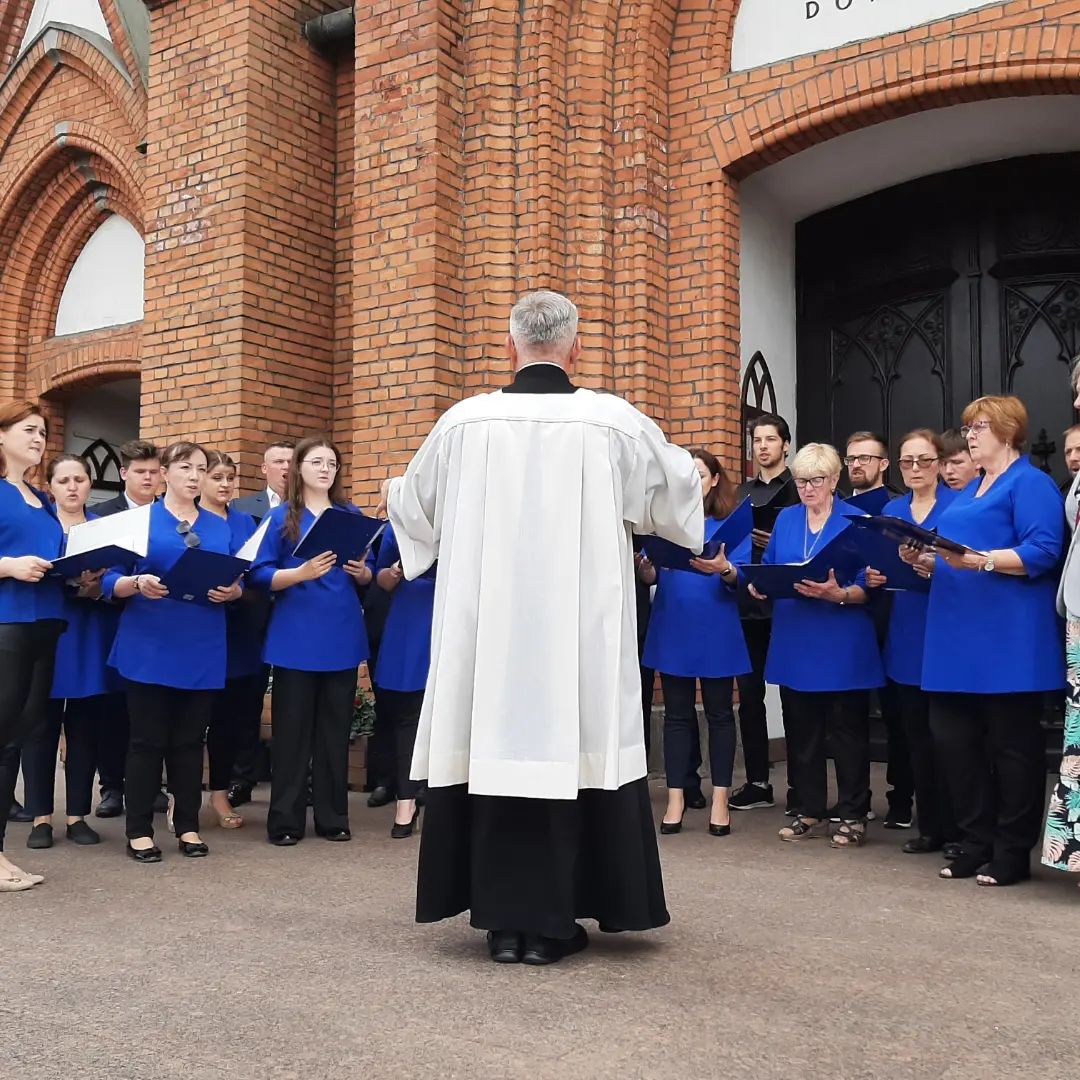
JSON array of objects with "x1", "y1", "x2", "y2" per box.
[
  {"x1": 235, "y1": 516, "x2": 272, "y2": 563},
  {"x1": 65, "y1": 504, "x2": 151, "y2": 559}
]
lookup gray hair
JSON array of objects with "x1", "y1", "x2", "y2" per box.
[
  {"x1": 509, "y1": 290, "x2": 579, "y2": 351},
  {"x1": 791, "y1": 442, "x2": 842, "y2": 480}
]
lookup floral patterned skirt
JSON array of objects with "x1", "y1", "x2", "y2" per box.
[{"x1": 1042, "y1": 618, "x2": 1080, "y2": 874}]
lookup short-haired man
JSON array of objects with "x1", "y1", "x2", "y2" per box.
[
  {"x1": 729, "y1": 413, "x2": 799, "y2": 812},
  {"x1": 233, "y1": 441, "x2": 294, "y2": 522},
  {"x1": 940, "y1": 429, "x2": 979, "y2": 491},
  {"x1": 1063, "y1": 424, "x2": 1080, "y2": 490},
  {"x1": 94, "y1": 439, "x2": 161, "y2": 516},
  {"x1": 844, "y1": 431, "x2": 896, "y2": 515}
]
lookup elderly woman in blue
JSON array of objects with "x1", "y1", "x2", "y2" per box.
[
  {"x1": 21, "y1": 456, "x2": 121, "y2": 851},
  {"x1": 103, "y1": 442, "x2": 240, "y2": 864},
  {"x1": 918, "y1": 396, "x2": 1065, "y2": 888},
  {"x1": 249, "y1": 436, "x2": 372, "y2": 847},
  {"x1": 375, "y1": 523, "x2": 435, "y2": 839},
  {"x1": 751, "y1": 442, "x2": 884, "y2": 850},
  {"x1": 0, "y1": 402, "x2": 65, "y2": 892},
  {"x1": 866, "y1": 430, "x2": 958, "y2": 858},
  {"x1": 638, "y1": 450, "x2": 750, "y2": 838}
]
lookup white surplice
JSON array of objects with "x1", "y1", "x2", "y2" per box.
[{"x1": 387, "y1": 386, "x2": 704, "y2": 800}]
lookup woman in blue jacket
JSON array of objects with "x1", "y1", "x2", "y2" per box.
[
  {"x1": 103, "y1": 442, "x2": 240, "y2": 863},
  {"x1": 751, "y1": 442, "x2": 884, "y2": 850},
  {"x1": 249, "y1": 436, "x2": 372, "y2": 847},
  {"x1": 199, "y1": 450, "x2": 262, "y2": 830},
  {"x1": 374, "y1": 523, "x2": 435, "y2": 838},
  {"x1": 638, "y1": 450, "x2": 751, "y2": 836},
  {"x1": 0, "y1": 401, "x2": 65, "y2": 891},
  {"x1": 921, "y1": 396, "x2": 1065, "y2": 887},
  {"x1": 22, "y1": 455, "x2": 121, "y2": 850}
]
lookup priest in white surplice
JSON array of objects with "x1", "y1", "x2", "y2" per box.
[{"x1": 382, "y1": 291, "x2": 703, "y2": 965}]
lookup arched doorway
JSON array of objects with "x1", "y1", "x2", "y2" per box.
[{"x1": 59, "y1": 377, "x2": 140, "y2": 505}]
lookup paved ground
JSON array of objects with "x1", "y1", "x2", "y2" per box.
[{"x1": 4, "y1": 764, "x2": 1075, "y2": 1080}]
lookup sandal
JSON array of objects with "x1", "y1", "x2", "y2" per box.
[
  {"x1": 212, "y1": 807, "x2": 244, "y2": 829},
  {"x1": 830, "y1": 821, "x2": 866, "y2": 849},
  {"x1": 975, "y1": 861, "x2": 1030, "y2": 887},
  {"x1": 939, "y1": 852, "x2": 988, "y2": 879},
  {"x1": 779, "y1": 817, "x2": 828, "y2": 842}
]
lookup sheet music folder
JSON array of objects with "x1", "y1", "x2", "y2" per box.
[
  {"x1": 292, "y1": 506, "x2": 386, "y2": 565},
  {"x1": 159, "y1": 549, "x2": 249, "y2": 606},
  {"x1": 638, "y1": 498, "x2": 753, "y2": 574}
]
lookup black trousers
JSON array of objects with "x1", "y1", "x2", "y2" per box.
[
  {"x1": 892, "y1": 682, "x2": 956, "y2": 842},
  {"x1": 735, "y1": 618, "x2": 774, "y2": 783},
  {"x1": 928, "y1": 691, "x2": 1046, "y2": 870},
  {"x1": 125, "y1": 683, "x2": 213, "y2": 840},
  {"x1": 880, "y1": 681, "x2": 914, "y2": 814},
  {"x1": 268, "y1": 667, "x2": 356, "y2": 839},
  {"x1": 229, "y1": 664, "x2": 270, "y2": 788},
  {"x1": 95, "y1": 693, "x2": 128, "y2": 796},
  {"x1": 660, "y1": 674, "x2": 737, "y2": 789},
  {"x1": 640, "y1": 663, "x2": 655, "y2": 756},
  {"x1": 367, "y1": 681, "x2": 398, "y2": 794},
  {"x1": 375, "y1": 688, "x2": 424, "y2": 800},
  {"x1": 21, "y1": 696, "x2": 110, "y2": 818},
  {"x1": 0, "y1": 620, "x2": 63, "y2": 851},
  {"x1": 206, "y1": 673, "x2": 267, "y2": 791},
  {"x1": 784, "y1": 689, "x2": 870, "y2": 821}
]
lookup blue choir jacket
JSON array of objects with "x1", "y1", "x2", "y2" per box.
[
  {"x1": 103, "y1": 501, "x2": 233, "y2": 691},
  {"x1": 921, "y1": 456, "x2": 1065, "y2": 694},
  {"x1": 0, "y1": 478, "x2": 64, "y2": 624},
  {"x1": 760, "y1": 502, "x2": 884, "y2": 692},
  {"x1": 248, "y1": 503, "x2": 370, "y2": 673},
  {"x1": 641, "y1": 515, "x2": 751, "y2": 679},
  {"x1": 374, "y1": 523, "x2": 435, "y2": 692}
]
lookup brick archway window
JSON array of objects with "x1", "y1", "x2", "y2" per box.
[{"x1": 740, "y1": 350, "x2": 777, "y2": 478}]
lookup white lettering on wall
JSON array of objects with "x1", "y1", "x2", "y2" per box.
[{"x1": 731, "y1": 0, "x2": 1004, "y2": 72}]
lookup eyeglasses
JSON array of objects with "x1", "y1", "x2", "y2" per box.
[
  {"x1": 176, "y1": 520, "x2": 201, "y2": 549},
  {"x1": 794, "y1": 476, "x2": 829, "y2": 489},
  {"x1": 959, "y1": 420, "x2": 993, "y2": 438},
  {"x1": 303, "y1": 458, "x2": 338, "y2": 471},
  {"x1": 843, "y1": 454, "x2": 885, "y2": 467},
  {"x1": 897, "y1": 456, "x2": 940, "y2": 470}
]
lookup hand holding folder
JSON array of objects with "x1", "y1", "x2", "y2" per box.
[
  {"x1": 50, "y1": 504, "x2": 151, "y2": 580},
  {"x1": 159, "y1": 549, "x2": 249, "y2": 606},
  {"x1": 292, "y1": 506, "x2": 387, "y2": 566},
  {"x1": 737, "y1": 530, "x2": 869, "y2": 600},
  {"x1": 638, "y1": 498, "x2": 753, "y2": 575}
]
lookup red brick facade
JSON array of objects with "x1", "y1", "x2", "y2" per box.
[{"x1": 1, "y1": 1, "x2": 1078, "y2": 490}]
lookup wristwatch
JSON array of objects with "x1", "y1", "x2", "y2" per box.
[{"x1": 982, "y1": 553, "x2": 996, "y2": 573}]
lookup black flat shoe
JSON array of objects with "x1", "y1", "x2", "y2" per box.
[
  {"x1": 684, "y1": 789, "x2": 707, "y2": 810},
  {"x1": 522, "y1": 925, "x2": 589, "y2": 966},
  {"x1": 153, "y1": 790, "x2": 169, "y2": 814},
  {"x1": 318, "y1": 828, "x2": 352, "y2": 842},
  {"x1": 270, "y1": 834, "x2": 300, "y2": 846},
  {"x1": 226, "y1": 782, "x2": 253, "y2": 809},
  {"x1": 659, "y1": 817, "x2": 684, "y2": 835},
  {"x1": 391, "y1": 809, "x2": 419, "y2": 839},
  {"x1": 487, "y1": 930, "x2": 522, "y2": 964},
  {"x1": 178, "y1": 839, "x2": 209, "y2": 858},
  {"x1": 66, "y1": 821, "x2": 101, "y2": 846},
  {"x1": 126, "y1": 842, "x2": 162, "y2": 863},
  {"x1": 943, "y1": 842, "x2": 963, "y2": 860},
  {"x1": 27, "y1": 823, "x2": 54, "y2": 849},
  {"x1": 903, "y1": 836, "x2": 943, "y2": 854},
  {"x1": 366, "y1": 785, "x2": 393, "y2": 808},
  {"x1": 8, "y1": 800, "x2": 33, "y2": 823},
  {"x1": 709, "y1": 822, "x2": 731, "y2": 837},
  {"x1": 95, "y1": 791, "x2": 123, "y2": 818}
]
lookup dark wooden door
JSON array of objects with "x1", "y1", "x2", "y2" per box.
[{"x1": 796, "y1": 153, "x2": 1080, "y2": 484}]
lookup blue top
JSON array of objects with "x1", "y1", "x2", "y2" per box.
[
  {"x1": 642, "y1": 516, "x2": 752, "y2": 679},
  {"x1": 881, "y1": 489, "x2": 956, "y2": 687},
  {"x1": 220, "y1": 506, "x2": 265, "y2": 680},
  {"x1": 249, "y1": 503, "x2": 370, "y2": 673},
  {"x1": 760, "y1": 502, "x2": 884, "y2": 692},
  {"x1": 51, "y1": 511, "x2": 121, "y2": 700},
  {"x1": 0, "y1": 478, "x2": 65, "y2": 624},
  {"x1": 921, "y1": 456, "x2": 1065, "y2": 694},
  {"x1": 103, "y1": 501, "x2": 233, "y2": 690},
  {"x1": 374, "y1": 524, "x2": 435, "y2": 692}
]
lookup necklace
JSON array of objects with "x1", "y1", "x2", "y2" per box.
[{"x1": 803, "y1": 507, "x2": 829, "y2": 560}]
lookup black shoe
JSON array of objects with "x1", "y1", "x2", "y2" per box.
[
  {"x1": 390, "y1": 809, "x2": 419, "y2": 839},
  {"x1": 8, "y1": 800, "x2": 33, "y2": 823},
  {"x1": 95, "y1": 791, "x2": 123, "y2": 818},
  {"x1": 317, "y1": 828, "x2": 352, "y2": 842},
  {"x1": 729, "y1": 782, "x2": 774, "y2": 811},
  {"x1": 828, "y1": 803, "x2": 876, "y2": 823},
  {"x1": 486, "y1": 930, "x2": 522, "y2": 964},
  {"x1": 659, "y1": 816, "x2": 684, "y2": 835},
  {"x1": 684, "y1": 789, "x2": 707, "y2": 810},
  {"x1": 903, "y1": 836, "x2": 943, "y2": 854},
  {"x1": 27, "y1": 823, "x2": 53, "y2": 849},
  {"x1": 66, "y1": 820, "x2": 101, "y2": 846},
  {"x1": 943, "y1": 841, "x2": 963, "y2": 861},
  {"x1": 153, "y1": 789, "x2": 169, "y2": 814},
  {"x1": 178, "y1": 839, "x2": 209, "y2": 858},
  {"x1": 709, "y1": 822, "x2": 731, "y2": 837},
  {"x1": 270, "y1": 834, "x2": 300, "y2": 846},
  {"x1": 521, "y1": 925, "x2": 589, "y2": 966},
  {"x1": 226, "y1": 782, "x2": 253, "y2": 809},
  {"x1": 884, "y1": 809, "x2": 913, "y2": 830},
  {"x1": 366, "y1": 785, "x2": 393, "y2": 808},
  {"x1": 126, "y1": 841, "x2": 162, "y2": 863},
  {"x1": 784, "y1": 790, "x2": 799, "y2": 817}
]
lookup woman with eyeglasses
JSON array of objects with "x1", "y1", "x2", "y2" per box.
[
  {"x1": 866, "y1": 431, "x2": 959, "y2": 858},
  {"x1": 249, "y1": 436, "x2": 373, "y2": 846},
  {"x1": 0, "y1": 402, "x2": 65, "y2": 892},
  {"x1": 919, "y1": 397, "x2": 1064, "y2": 887},
  {"x1": 21, "y1": 455, "x2": 122, "y2": 851},
  {"x1": 637, "y1": 450, "x2": 751, "y2": 837},
  {"x1": 747, "y1": 443, "x2": 883, "y2": 850},
  {"x1": 199, "y1": 451, "x2": 261, "y2": 830},
  {"x1": 102, "y1": 442, "x2": 240, "y2": 863}
]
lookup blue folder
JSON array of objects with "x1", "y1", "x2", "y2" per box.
[
  {"x1": 292, "y1": 506, "x2": 386, "y2": 566},
  {"x1": 638, "y1": 497, "x2": 753, "y2": 574},
  {"x1": 842, "y1": 513, "x2": 974, "y2": 556},
  {"x1": 737, "y1": 530, "x2": 870, "y2": 599},
  {"x1": 160, "y1": 549, "x2": 249, "y2": 606},
  {"x1": 49, "y1": 545, "x2": 140, "y2": 580}
]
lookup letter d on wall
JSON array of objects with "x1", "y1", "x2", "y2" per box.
[{"x1": 806, "y1": 1, "x2": 820, "y2": 17}]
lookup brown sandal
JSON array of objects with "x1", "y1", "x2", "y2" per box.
[
  {"x1": 830, "y1": 821, "x2": 866, "y2": 848},
  {"x1": 779, "y1": 817, "x2": 828, "y2": 842}
]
